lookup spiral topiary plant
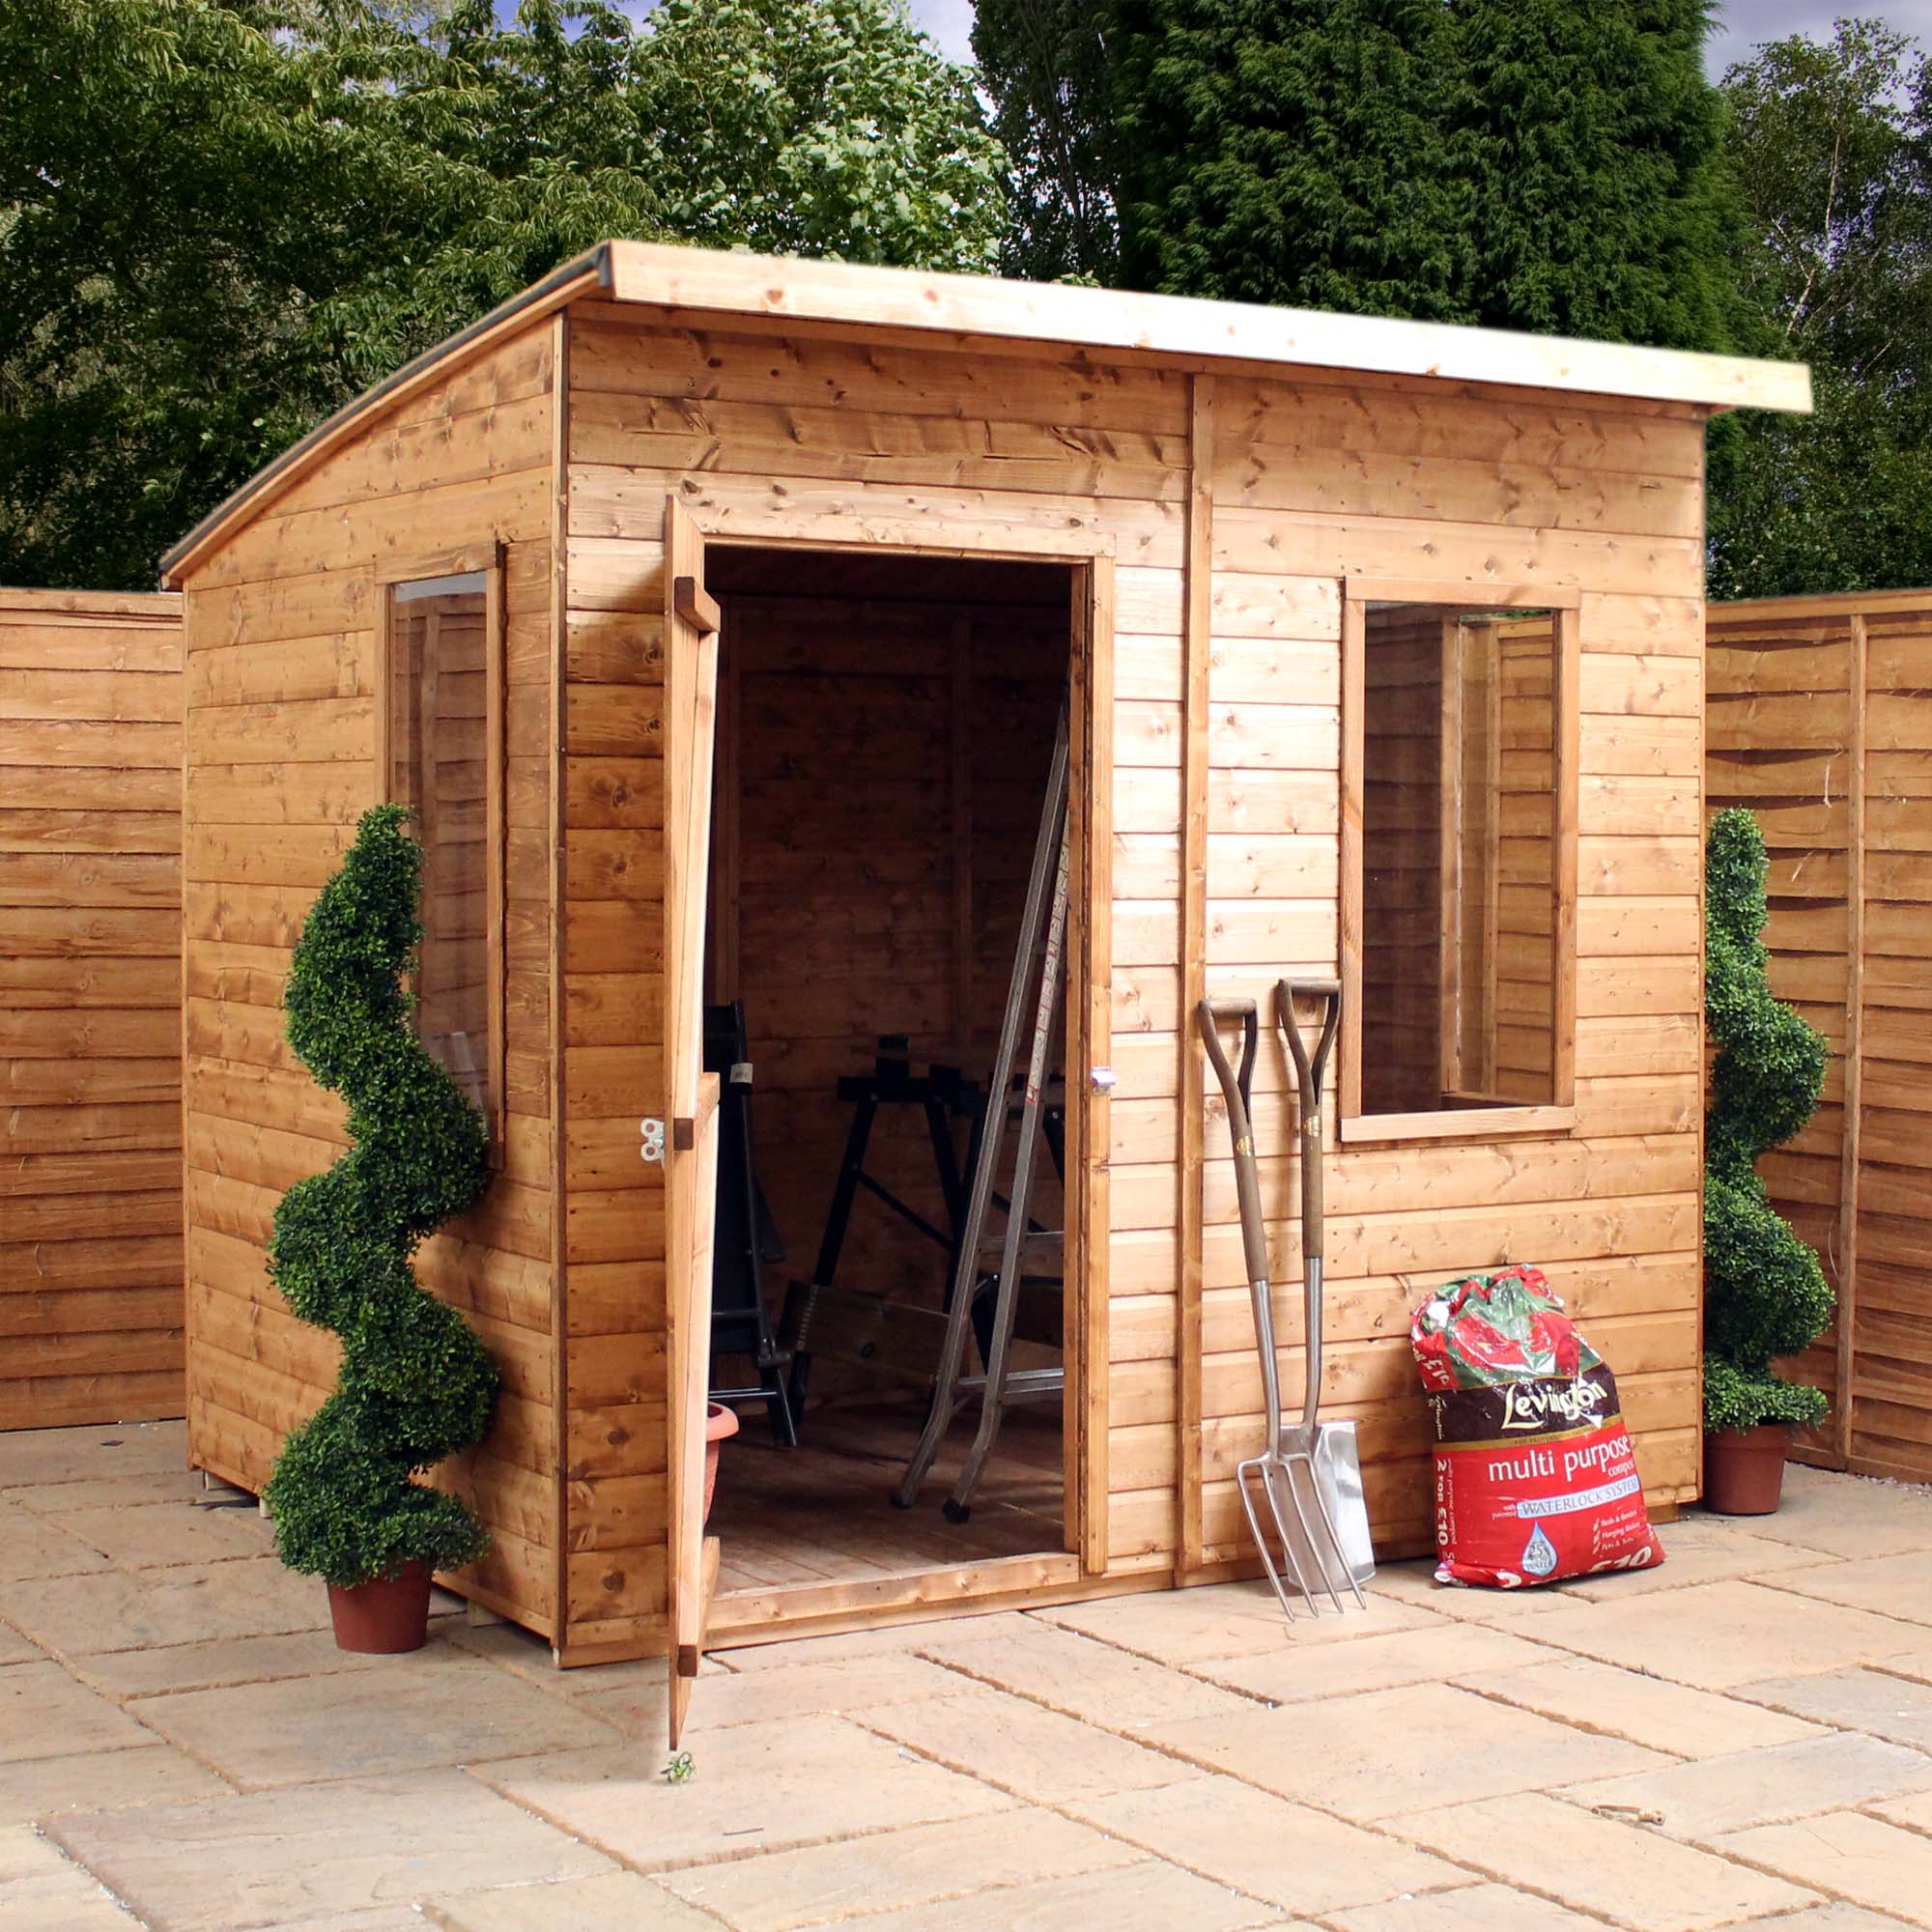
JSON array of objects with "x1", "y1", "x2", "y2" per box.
[
  {"x1": 1704, "y1": 807, "x2": 1833, "y2": 1435},
  {"x1": 263, "y1": 805, "x2": 499, "y2": 1588}
]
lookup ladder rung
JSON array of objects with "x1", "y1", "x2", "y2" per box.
[{"x1": 954, "y1": 1368, "x2": 1064, "y2": 1399}]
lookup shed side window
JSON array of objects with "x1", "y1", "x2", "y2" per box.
[
  {"x1": 1343, "y1": 586, "x2": 1577, "y2": 1140},
  {"x1": 383, "y1": 566, "x2": 503, "y2": 1145}
]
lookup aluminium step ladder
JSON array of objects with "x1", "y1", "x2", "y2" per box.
[{"x1": 895, "y1": 701, "x2": 1070, "y2": 1522}]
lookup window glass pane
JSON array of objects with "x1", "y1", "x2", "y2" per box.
[
  {"x1": 1360, "y1": 601, "x2": 1557, "y2": 1116},
  {"x1": 388, "y1": 576, "x2": 492, "y2": 1119}
]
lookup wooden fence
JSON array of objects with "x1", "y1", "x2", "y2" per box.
[
  {"x1": 1707, "y1": 588, "x2": 1932, "y2": 1480},
  {"x1": 1, "y1": 587, "x2": 185, "y2": 1431}
]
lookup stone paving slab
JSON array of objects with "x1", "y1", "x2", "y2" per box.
[
  {"x1": 1397, "y1": 1790, "x2": 1818, "y2": 1931},
  {"x1": 65, "y1": 1625, "x2": 416, "y2": 1701},
  {"x1": 14, "y1": 1422, "x2": 1932, "y2": 1932},
  {"x1": 656, "y1": 1806, "x2": 1145, "y2": 1931},
  {"x1": 1561, "y1": 1518, "x2": 1833, "y2": 1598},
  {"x1": 47, "y1": 1499, "x2": 274, "y2": 1570},
  {"x1": 0, "y1": 1661, "x2": 158, "y2": 1764},
  {"x1": 425, "y1": 1870, "x2": 722, "y2": 1930},
  {"x1": 1508, "y1": 1578, "x2": 1924, "y2": 1690},
  {"x1": 859, "y1": 1686, "x2": 1187, "y2": 1804},
  {"x1": 1561, "y1": 1730, "x2": 1932, "y2": 1838},
  {"x1": 1733, "y1": 1665, "x2": 1932, "y2": 1750},
  {"x1": 7, "y1": 1468, "x2": 225, "y2": 1515},
  {"x1": 44, "y1": 1772, "x2": 615, "y2": 1932},
  {"x1": 134, "y1": 1644, "x2": 625, "y2": 1789},
  {"x1": 573, "y1": 1651, "x2": 970, "y2": 1736},
  {"x1": 1451, "y1": 1652, "x2": 1825, "y2": 1757},
  {"x1": 1198, "y1": 1619, "x2": 1548, "y2": 1704},
  {"x1": 1742, "y1": 1465, "x2": 1932, "y2": 1560},
  {"x1": 478, "y1": 1713, "x2": 1017, "y2": 1871},
  {"x1": 1714, "y1": 1809, "x2": 1932, "y2": 1927},
  {"x1": 1037, "y1": 1580, "x2": 1440, "y2": 1664},
  {"x1": 0, "y1": 1746, "x2": 231, "y2": 1828},
  {"x1": 1065, "y1": 1772, "x2": 1473, "y2": 1916},
  {"x1": 1149, "y1": 1679, "x2": 1668, "y2": 1823},
  {"x1": 0, "y1": 1556, "x2": 328, "y2": 1655},
  {"x1": 0, "y1": 1825, "x2": 142, "y2": 1931},
  {"x1": 914, "y1": 1618, "x2": 1259, "y2": 1730},
  {"x1": 1759, "y1": 1549, "x2": 1932, "y2": 1626},
  {"x1": 0, "y1": 1503, "x2": 112, "y2": 1585},
  {"x1": 1326, "y1": 1883, "x2": 1611, "y2": 1931},
  {"x1": 794, "y1": 1858, "x2": 1290, "y2": 1932},
  {"x1": 0, "y1": 1422, "x2": 186, "y2": 1491}
]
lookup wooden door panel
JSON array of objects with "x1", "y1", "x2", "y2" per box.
[{"x1": 663, "y1": 497, "x2": 721, "y2": 1747}]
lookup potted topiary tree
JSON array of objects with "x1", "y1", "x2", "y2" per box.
[
  {"x1": 264, "y1": 805, "x2": 500, "y2": 1651},
  {"x1": 1703, "y1": 807, "x2": 1834, "y2": 1515}
]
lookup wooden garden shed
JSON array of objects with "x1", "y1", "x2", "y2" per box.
[
  {"x1": 1, "y1": 586, "x2": 185, "y2": 1433},
  {"x1": 1707, "y1": 588, "x2": 1932, "y2": 1483},
  {"x1": 160, "y1": 242, "x2": 1807, "y2": 1707}
]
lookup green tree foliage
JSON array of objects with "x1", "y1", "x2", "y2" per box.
[
  {"x1": 971, "y1": 0, "x2": 1122, "y2": 281},
  {"x1": 1702, "y1": 809, "x2": 1833, "y2": 1435},
  {"x1": 0, "y1": 0, "x2": 1004, "y2": 591},
  {"x1": 1450, "y1": 0, "x2": 1735, "y2": 350},
  {"x1": 1709, "y1": 20, "x2": 1932, "y2": 598},
  {"x1": 265, "y1": 806, "x2": 498, "y2": 1588},
  {"x1": 993, "y1": 0, "x2": 1734, "y2": 346},
  {"x1": 1108, "y1": 0, "x2": 1473, "y2": 319}
]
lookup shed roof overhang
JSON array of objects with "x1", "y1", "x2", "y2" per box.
[{"x1": 159, "y1": 238, "x2": 1813, "y2": 587}]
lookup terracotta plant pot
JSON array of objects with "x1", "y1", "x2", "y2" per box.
[
  {"x1": 703, "y1": 1401, "x2": 740, "y2": 1520},
  {"x1": 326, "y1": 1559, "x2": 433, "y2": 1653},
  {"x1": 1704, "y1": 1424, "x2": 1791, "y2": 1515}
]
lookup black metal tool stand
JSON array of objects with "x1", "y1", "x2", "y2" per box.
[
  {"x1": 779, "y1": 1038, "x2": 983, "y2": 1420},
  {"x1": 705, "y1": 1002, "x2": 799, "y2": 1445}
]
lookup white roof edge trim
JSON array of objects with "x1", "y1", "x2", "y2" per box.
[{"x1": 606, "y1": 238, "x2": 1813, "y2": 416}]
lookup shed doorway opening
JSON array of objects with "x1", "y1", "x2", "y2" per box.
[{"x1": 696, "y1": 546, "x2": 1084, "y2": 1630}]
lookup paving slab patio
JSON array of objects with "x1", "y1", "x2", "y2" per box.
[{"x1": 14, "y1": 1423, "x2": 1932, "y2": 1930}]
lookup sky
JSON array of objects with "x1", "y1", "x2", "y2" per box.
[{"x1": 896, "y1": 1, "x2": 1932, "y2": 76}]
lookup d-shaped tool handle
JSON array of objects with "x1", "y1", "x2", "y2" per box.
[
  {"x1": 1275, "y1": 980, "x2": 1340, "y2": 1263},
  {"x1": 1197, "y1": 999, "x2": 1267, "y2": 1287}
]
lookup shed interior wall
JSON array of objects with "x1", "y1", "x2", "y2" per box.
[
  {"x1": 699, "y1": 548, "x2": 1073, "y2": 1599},
  {"x1": 178, "y1": 324, "x2": 562, "y2": 1635},
  {"x1": 1707, "y1": 590, "x2": 1932, "y2": 1482},
  {"x1": 1, "y1": 588, "x2": 185, "y2": 1432}
]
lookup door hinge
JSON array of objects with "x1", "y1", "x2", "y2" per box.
[{"x1": 639, "y1": 1118, "x2": 666, "y2": 1165}]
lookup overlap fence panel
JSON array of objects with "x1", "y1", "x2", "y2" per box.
[
  {"x1": 1, "y1": 586, "x2": 185, "y2": 1430},
  {"x1": 1708, "y1": 588, "x2": 1932, "y2": 1479}
]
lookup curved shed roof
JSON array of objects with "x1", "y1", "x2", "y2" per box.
[{"x1": 160, "y1": 238, "x2": 1812, "y2": 586}]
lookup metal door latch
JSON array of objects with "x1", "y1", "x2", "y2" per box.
[
  {"x1": 639, "y1": 1118, "x2": 666, "y2": 1165},
  {"x1": 1090, "y1": 1066, "x2": 1118, "y2": 1093}
]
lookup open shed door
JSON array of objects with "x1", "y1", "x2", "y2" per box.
[{"x1": 663, "y1": 497, "x2": 723, "y2": 1747}]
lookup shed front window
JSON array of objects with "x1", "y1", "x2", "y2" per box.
[
  {"x1": 1342, "y1": 582, "x2": 1577, "y2": 1142},
  {"x1": 382, "y1": 563, "x2": 504, "y2": 1145}
]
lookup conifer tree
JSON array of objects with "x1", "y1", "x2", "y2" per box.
[
  {"x1": 1449, "y1": 0, "x2": 1736, "y2": 350},
  {"x1": 1108, "y1": 0, "x2": 1474, "y2": 319}
]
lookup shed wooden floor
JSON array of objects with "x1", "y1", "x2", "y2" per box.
[{"x1": 711, "y1": 1398, "x2": 1064, "y2": 1597}]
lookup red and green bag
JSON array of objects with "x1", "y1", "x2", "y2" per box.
[{"x1": 1412, "y1": 1266, "x2": 1662, "y2": 1588}]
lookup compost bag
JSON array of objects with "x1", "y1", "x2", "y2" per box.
[{"x1": 1412, "y1": 1266, "x2": 1662, "y2": 1588}]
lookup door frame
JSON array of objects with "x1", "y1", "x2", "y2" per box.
[{"x1": 670, "y1": 519, "x2": 1117, "y2": 1638}]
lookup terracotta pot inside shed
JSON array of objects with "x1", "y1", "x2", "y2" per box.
[
  {"x1": 704, "y1": 1401, "x2": 740, "y2": 1520},
  {"x1": 327, "y1": 1559, "x2": 433, "y2": 1653},
  {"x1": 1704, "y1": 1424, "x2": 1791, "y2": 1515}
]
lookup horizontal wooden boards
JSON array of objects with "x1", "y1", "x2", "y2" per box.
[
  {"x1": 1, "y1": 591, "x2": 185, "y2": 1433},
  {"x1": 177, "y1": 326, "x2": 560, "y2": 1631},
  {"x1": 1708, "y1": 589, "x2": 1932, "y2": 1479}
]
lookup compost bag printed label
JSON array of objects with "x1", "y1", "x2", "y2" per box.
[{"x1": 1411, "y1": 1265, "x2": 1663, "y2": 1589}]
